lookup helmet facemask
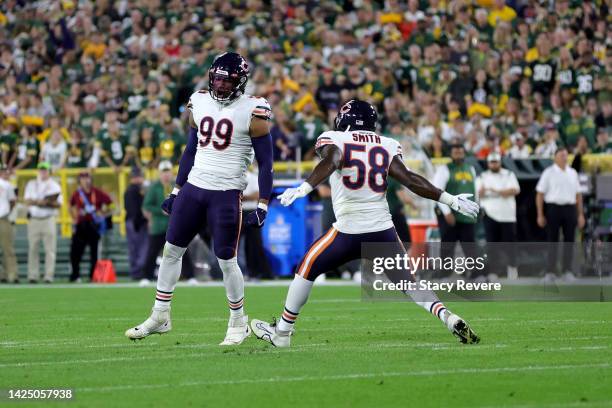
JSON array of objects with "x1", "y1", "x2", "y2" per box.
[{"x1": 209, "y1": 70, "x2": 247, "y2": 103}]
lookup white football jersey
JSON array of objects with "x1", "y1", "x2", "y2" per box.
[
  {"x1": 316, "y1": 130, "x2": 403, "y2": 234},
  {"x1": 187, "y1": 91, "x2": 271, "y2": 191}
]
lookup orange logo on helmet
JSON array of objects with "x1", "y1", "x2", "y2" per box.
[{"x1": 340, "y1": 101, "x2": 353, "y2": 114}]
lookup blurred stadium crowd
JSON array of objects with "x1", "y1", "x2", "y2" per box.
[
  {"x1": 1, "y1": 0, "x2": 612, "y2": 284},
  {"x1": 0, "y1": 0, "x2": 610, "y2": 173}
]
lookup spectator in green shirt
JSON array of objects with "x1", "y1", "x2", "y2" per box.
[
  {"x1": 136, "y1": 127, "x2": 159, "y2": 169},
  {"x1": 560, "y1": 100, "x2": 597, "y2": 150},
  {"x1": 78, "y1": 95, "x2": 104, "y2": 139},
  {"x1": 11, "y1": 127, "x2": 39, "y2": 170},
  {"x1": 140, "y1": 160, "x2": 174, "y2": 283},
  {"x1": 296, "y1": 102, "x2": 327, "y2": 160},
  {"x1": 99, "y1": 121, "x2": 134, "y2": 169},
  {"x1": 432, "y1": 144, "x2": 480, "y2": 278},
  {"x1": 592, "y1": 128, "x2": 611, "y2": 154},
  {"x1": 0, "y1": 120, "x2": 19, "y2": 168},
  {"x1": 66, "y1": 130, "x2": 90, "y2": 168}
]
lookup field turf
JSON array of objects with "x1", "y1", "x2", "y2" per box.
[{"x1": 1, "y1": 284, "x2": 611, "y2": 408}]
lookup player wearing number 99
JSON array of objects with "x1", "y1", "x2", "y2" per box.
[
  {"x1": 125, "y1": 52, "x2": 274, "y2": 345},
  {"x1": 251, "y1": 100, "x2": 480, "y2": 347}
]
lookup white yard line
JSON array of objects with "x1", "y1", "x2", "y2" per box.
[
  {"x1": 9, "y1": 316, "x2": 610, "y2": 329},
  {"x1": 309, "y1": 298, "x2": 361, "y2": 303},
  {"x1": 526, "y1": 345, "x2": 609, "y2": 352},
  {"x1": 1, "y1": 277, "x2": 610, "y2": 289},
  {"x1": 480, "y1": 400, "x2": 612, "y2": 408},
  {"x1": 71, "y1": 362, "x2": 611, "y2": 393},
  {"x1": 2, "y1": 339, "x2": 611, "y2": 365},
  {"x1": 0, "y1": 281, "x2": 360, "y2": 289},
  {"x1": 2, "y1": 331, "x2": 612, "y2": 350}
]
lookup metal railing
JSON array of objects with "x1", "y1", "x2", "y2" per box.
[{"x1": 10, "y1": 154, "x2": 612, "y2": 238}]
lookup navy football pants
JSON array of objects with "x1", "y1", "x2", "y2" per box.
[{"x1": 166, "y1": 183, "x2": 242, "y2": 260}]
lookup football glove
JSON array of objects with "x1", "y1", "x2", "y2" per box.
[
  {"x1": 439, "y1": 192, "x2": 479, "y2": 219},
  {"x1": 278, "y1": 182, "x2": 313, "y2": 207},
  {"x1": 161, "y1": 188, "x2": 180, "y2": 215},
  {"x1": 246, "y1": 204, "x2": 268, "y2": 227}
]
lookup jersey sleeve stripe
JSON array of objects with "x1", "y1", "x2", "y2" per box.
[
  {"x1": 315, "y1": 140, "x2": 334, "y2": 148},
  {"x1": 252, "y1": 113, "x2": 272, "y2": 121},
  {"x1": 252, "y1": 105, "x2": 272, "y2": 120}
]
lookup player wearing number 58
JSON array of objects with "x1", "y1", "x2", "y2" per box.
[{"x1": 254, "y1": 100, "x2": 480, "y2": 347}]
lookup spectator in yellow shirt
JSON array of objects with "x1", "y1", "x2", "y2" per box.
[
  {"x1": 488, "y1": 0, "x2": 517, "y2": 27},
  {"x1": 82, "y1": 31, "x2": 106, "y2": 60},
  {"x1": 39, "y1": 116, "x2": 70, "y2": 144}
]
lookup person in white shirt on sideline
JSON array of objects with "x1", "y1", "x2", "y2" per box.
[
  {"x1": 0, "y1": 164, "x2": 18, "y2": 283},
  {"x1": 536, "y1": 147, "x2": 584, "y2": 282},
  {"x1": 23, "y1": 162, "x2": 62, "y2": 283},
  {"x1": 476, "y1": 152, "x2": 520, "y2": 280}
]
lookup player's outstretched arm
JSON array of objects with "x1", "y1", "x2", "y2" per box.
[
  {"x1": 161, "y1": 113, "x2": 197, "y2": 215},
  {"x1": 247, "y1": 117, "x2": 274, "y2": 226},
  {"x1": 278, "y1": 144, "x2": 343, "y2": 207},
  {"x1": 388, "y1": 155, "x2": 479, "y2": 219}
]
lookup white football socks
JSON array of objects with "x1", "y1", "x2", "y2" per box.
[
  {"x1": 405, "y1": 288, "x2": 448, "y2": 323},
  {"x1": 154, "y1": 242, "x2": 186, "y2": 311},
  {"x1": 278, "y1": 274, "x2": 314, "y2": 332},
  {"x1": 218, "y1": 257, "x2": 245, "y2": 318}
]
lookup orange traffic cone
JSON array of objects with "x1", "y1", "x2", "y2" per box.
[{"x1": 92, "y1": 260, "x2": 117, "y2": 283}]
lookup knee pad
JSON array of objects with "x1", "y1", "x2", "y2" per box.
[
  {"x1": 163, "y1": 242, "x2": 186, "y2": 262},
  {"x1": 217, "y1": 257, "x2": 239, "y2": 274}
]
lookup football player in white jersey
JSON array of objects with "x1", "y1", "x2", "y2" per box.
[
  {"x1": 251, "y1": 100, "x2": 480, "y2": 347},
  {"x1": 126, "y1": 52, "x2": 274, "y2": 345}
]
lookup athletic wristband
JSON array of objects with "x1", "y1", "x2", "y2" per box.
[
  {"x1": 171, "y1": 187, "x2": 180, "y2": 196},
  {"x1": 257, "y1": 202, "x2": 268, "y2": 212},
  {"x1": 439, "y1": 191, "x2": 454, "y2": 206},
  {"x1": 299, "y1": 182, "x2": 314, "y2": 195}
]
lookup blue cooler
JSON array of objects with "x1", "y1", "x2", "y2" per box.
[{"x1": 262, "y1": 184, "x2": 322, "y2": 276}]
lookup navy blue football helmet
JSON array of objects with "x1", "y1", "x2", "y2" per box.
[
  {"x1": 334, "y1": 100, "x2": 377, "y2": 132},
  {"x1": 209, "y1": 52, "x2": 249, "y2": 102}
]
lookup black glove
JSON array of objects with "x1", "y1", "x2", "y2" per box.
[
  {"x1": 245, "y1": 207, "x2": 267, "y2": 227},
  {"x1": 161, "y1": 193, "x2": 177, "y2": 215}
]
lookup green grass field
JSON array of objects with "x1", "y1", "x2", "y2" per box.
[{"x1": 1, "y1": 284, "x2": 611, "y2": 408}]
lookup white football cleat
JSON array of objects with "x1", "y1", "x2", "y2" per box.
[
  {"x1": 219, "y1": 315, "x2": 251, "y2": 346},
  {"x1": 125, "y1": 308, "x2": 171, "y2": 340},
  {"x1": 444, "y1": 311, "x2": 480, "y2": 344},
  {"x1": 250, "y1": 318, "x2": 291, "y2": 348}
]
